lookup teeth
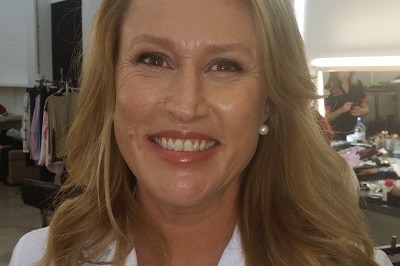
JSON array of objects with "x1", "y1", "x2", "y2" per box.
[
  {"x1": 153, "y1": 137, "x2": 216, "y2": 152},
  {"x1": 174, "y1": 139, "x2": 183, "y2": 151}
]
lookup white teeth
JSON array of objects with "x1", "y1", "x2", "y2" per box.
[
  {"x1": 193, "y1": 140, "x2": 199, "y2": 151},
  {"x1": 184, "y1": 140, "x2": 193, "y2": 151},
  {"x1": 174, "y1": 139, "x2": 183, "y2": 151},
  {"x1": 199, "y1": 140, "x2": 206, "y2": 150},
  {"x1": 154, "y1": 137, "x2": 216, "y2": 152},
  {"x1": 161, "y1": 138, "x2": 168, "y2": 149},
  {"x1": 167, "y1": 139, "x2": 174, "y2": 150}
]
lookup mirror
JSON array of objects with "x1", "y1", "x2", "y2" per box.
[{"x1": 321, "y1": 71, "x2": 400, "y2": 137}]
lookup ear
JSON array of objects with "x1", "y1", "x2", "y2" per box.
[{"x1": 262, "y1": 98, "x2": 270, "y2": 122}]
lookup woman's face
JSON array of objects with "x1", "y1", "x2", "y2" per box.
[
  {"x1": 114, "y1": 0, "x2": 267, "y2": 210},
  {"x1": 337, "y1": 71, "x2": 351, "y2": 82}
]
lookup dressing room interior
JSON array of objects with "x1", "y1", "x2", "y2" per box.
[{"x1": 0, "y1": 0, "x2": 399, "y2": 265}]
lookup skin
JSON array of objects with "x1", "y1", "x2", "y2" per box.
[
  {"x1": 113, "y1": 0, "x2": 267, "y2": 264},
  {"x1": 326, "y1": 72, "x2": 368, "y2": 120}
]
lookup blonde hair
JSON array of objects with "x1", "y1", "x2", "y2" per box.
[{"x1": 42, "y1": 0, "x2": 377, "y2": 265}]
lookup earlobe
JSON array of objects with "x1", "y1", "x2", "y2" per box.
[{"x1": 259, "y1": 100, "x2": 271, "y2": 136}]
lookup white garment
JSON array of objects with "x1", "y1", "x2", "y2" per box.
[
  {"x1": 9, "y1": 226, "x2": 392, "y2": 266},
  {"x1": 9, "y1": 226, "x2": 243, "y2": 266}
]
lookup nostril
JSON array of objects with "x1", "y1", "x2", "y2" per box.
[
  {"x1": 164, "y1": 94, "x2": 207, "y2": 122},
  {"x1": 162, "y1": 69, "x2": 208, "y2": 122}
]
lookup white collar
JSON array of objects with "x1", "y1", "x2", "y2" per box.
[{"x1": 123, "y1": 226, "x2": 244, "y2": 266}]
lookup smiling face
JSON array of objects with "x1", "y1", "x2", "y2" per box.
[{"x1": 114, "y1": 0, "x2": 267, "y2": 210}]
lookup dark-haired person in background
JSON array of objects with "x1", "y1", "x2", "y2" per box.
[{"x1": 325, "y1": 71, "x2": 369, "y2": 140}]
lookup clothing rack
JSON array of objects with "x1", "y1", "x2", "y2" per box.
[{"x1": 23, "y1": 79, "x2": 79, "y2": 180}]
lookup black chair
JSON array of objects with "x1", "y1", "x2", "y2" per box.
[{"x1": 20, "y1": 178, "x2": 60, "y2": 227}]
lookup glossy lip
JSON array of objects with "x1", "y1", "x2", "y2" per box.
[{"x1": 148, "y1": 130, "x2": 220, "y2": 163}]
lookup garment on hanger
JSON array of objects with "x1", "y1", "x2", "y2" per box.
[{"x1": 38, "y1": 91, "x2": 78, "y2": 173}]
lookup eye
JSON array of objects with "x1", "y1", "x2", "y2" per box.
[
  {"x1": 137, "y1": 52, "x2": 169, "y2": 68},
  {"x1": 210, "y1": 60, "x2": 243, "y2": 72}
]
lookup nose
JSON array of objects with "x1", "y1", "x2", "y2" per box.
[{"x1": 164, "y1": 66, "x2": 207, "y2": 122}]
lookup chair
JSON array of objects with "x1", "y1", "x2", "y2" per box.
[{"x1": 20, "y1": 178, "x2": 60, "y2": 227}]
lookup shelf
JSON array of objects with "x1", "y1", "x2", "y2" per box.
[{"x1": 0, "y1": 83, "x2": 28, "y2": 88}]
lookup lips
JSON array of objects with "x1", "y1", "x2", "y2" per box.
[{"x1": 152, "y1": 137, "x2": 218, "y2": 152}]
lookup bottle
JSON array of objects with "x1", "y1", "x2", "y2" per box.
[
  {"x1": 353, "y1": 117, "x2": 366, "y2": 142},
  {"x1": 385, "y1": 134, "x2": 392, "y2": 151},
  {"x1": 382, "y1": 179, "x2": 395, "y2": 202}
]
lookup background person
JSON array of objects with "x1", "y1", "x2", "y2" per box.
[
  {"x1": 324, "y1": 71, "x2": 369, "y2": 140},
  {"x1": 10, "y1": 0, "x2": 390, "y2": 265}
]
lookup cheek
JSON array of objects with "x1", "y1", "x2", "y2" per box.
[
  {"x1": 215, "y1": 87, "x2": 266, "y2": 131},
  {"x1": 114, "y1": 77, "x2": 149, "y2": 149},
  {"x1": 114, "y1": 74, "x2": 155, "y2": 124}
]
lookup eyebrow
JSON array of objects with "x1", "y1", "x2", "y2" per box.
[
  {"x1": 128, "y1": 34, "x2": 173, "y2": 49},
  {"x1": 128, "y1": 34, "x2": 253, "y2": 55}
]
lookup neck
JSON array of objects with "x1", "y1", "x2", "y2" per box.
[
  {"x1": 341, "y1": 81, "x2": 350, "y2": 92},
  {"x1": 135, "y1": 182, "x2": 239, "y2": 265}
]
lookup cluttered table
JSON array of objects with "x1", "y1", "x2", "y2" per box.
[{"x1": 332, "y1": 139, "x2": 400, "y2": 218}]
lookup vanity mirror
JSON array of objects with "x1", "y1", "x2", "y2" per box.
[{"x1": 311, "y1": 56, "x2": 400, "y2": 137}]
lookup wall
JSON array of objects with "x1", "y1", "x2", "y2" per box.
[
  {"x1": 0, "y1": 0, "x2": 53, "y2": 115},
  {"x1": 38, "y1": 0, "x2": 54, "y2": 81},
  {"x1": 81, "y1": 0, "x2": 99, "y2": 54},
  {"x1": 303, "y1": 0, "x2": 400, "y2": 84},
  {"x1": 0, "y1": 0, "x2": 67, "y2": 115},
  {"x1": 0, "y1": 0, "x2": 37, "y2": 88},
  {"x1": 302, "y1": 0, "x2": 400, "y2": 125},
  {"x1": 303, "y1": 0, "x2": 400, "y2": 59}
]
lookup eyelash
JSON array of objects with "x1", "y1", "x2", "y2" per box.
[
  {"x1": 136, "y1": 52, "x2": 169, "y2": 68},
  {"x1": 135, "y1": 51, "x2": 244, "y2": 73},
  {"x1": 209, "y1": 59, "x2": 243, "y2": 72}
]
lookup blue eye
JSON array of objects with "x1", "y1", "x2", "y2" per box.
[
  {"x1": 137, "y1": 52, "x2": 168, "y2": 67},
  {"x1": 210, "y1": 60, "x2": 243, "y2": 72}
]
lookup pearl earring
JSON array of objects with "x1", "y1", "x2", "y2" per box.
[{"x1": 259, "y1": 124, "x2": 269, "y2": 136}]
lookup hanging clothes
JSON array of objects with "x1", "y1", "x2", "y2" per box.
[
  {"x1": 21, "y1": 90, "x2": 30, "y2": 153},
  {"x1": 38, "y1": 90, "x2": 79, "y2": 173},
  {"x1": 22, "y1": 83, "x2": 79, "y2": 175},
  {"x1": 28, "y1": 86, "x2": 58, "y2": 162}
]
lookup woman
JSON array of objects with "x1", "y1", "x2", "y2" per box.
[
  {"x1": 324, "y1": 71, "x2": 369, "y2": 140},
  {"x1": 10, "y1": 0, "x2": 391, "y2": 265}
]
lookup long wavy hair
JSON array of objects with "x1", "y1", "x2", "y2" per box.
[
  {"x1": 41, "y1": 0, "x2": 377, "y2": 265},
  {"x1": 325, "y1": 71, "x2": 359, "y2": 90}
]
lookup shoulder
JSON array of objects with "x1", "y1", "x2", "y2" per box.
[
  {"x1": 9, "y1": 227, "x2": 49, "y2": 266},
  {"x1": 374, "y1": 249, "x2": 393, "y2": 266},
  {"x1": 326, "y1": 87, "x2": 343, "y2": 98}
]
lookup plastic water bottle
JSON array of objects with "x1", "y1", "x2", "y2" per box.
[{"x1": 353, "y1": 117, "x2": 366, "y2": 141}]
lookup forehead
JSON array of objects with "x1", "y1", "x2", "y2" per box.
[{"x1": 120, "y1": 0, "x2": 257, "y2": 48}]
